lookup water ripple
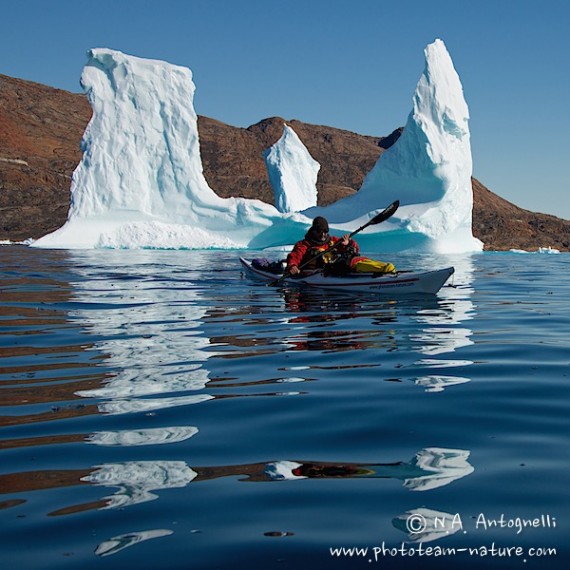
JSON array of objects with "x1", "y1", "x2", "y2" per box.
[{"x1": 1, "y1": 248, "x2": 569, "y2": 569}]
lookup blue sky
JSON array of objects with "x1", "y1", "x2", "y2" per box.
[{"x1": 2, "y1": 0, "x2": 569, "y2": 219}]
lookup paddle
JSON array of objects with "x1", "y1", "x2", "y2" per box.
[{"x1": 268, "y1": 200, "x2": 400, "y2": 286}]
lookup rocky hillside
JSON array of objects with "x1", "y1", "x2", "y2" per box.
[
  {"x1": 1, "y1": 74, "x2": 568, "y2": 250},
  {"x1": 0, "y1": 75, "x2": 90, "y2": 238}
]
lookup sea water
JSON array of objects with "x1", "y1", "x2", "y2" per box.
[{"x1": 0, "y1": 247, "x2": 568, "y2": 569}]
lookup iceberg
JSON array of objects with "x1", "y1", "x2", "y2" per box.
[
  {"x1": 264, "y1": 123, "x2": 319, "y2": 213},
  {"x1": 303, "y1": 39, "x2": 482, "y2": 253},
  {"x1": 33, "y1": 40, "x2": 482, "y2": 253},
  {"x1": 537, "y1": 246, "x2": 560, "y2": 254},
  {"x1": 510, "y1": 246, "x2": 561, "y2": 254},
  {"x1": 33, "y1": 48, "x2": 282, "y2": 249}
]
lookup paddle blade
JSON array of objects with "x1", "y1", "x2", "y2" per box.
[
  {"x1": 371, "y1": 200, "x2": 399, "y2": 225},
  {"x1": 349, "y1": 200, "x2": 400, "y2": 237}
]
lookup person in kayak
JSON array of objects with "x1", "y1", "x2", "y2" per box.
[
  {"x1": 286, "y1": 216, "x2": 354, "y2": 276},
  {"x1": 286, "y1": 216, "x2": 396, "y2": 276}
]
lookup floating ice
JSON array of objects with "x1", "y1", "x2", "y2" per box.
[
  {"x1": 33, "y1": 41, "x2": 483, "y2": 253},
  {"x1": 510, "y1": 247, "x2": 561, "y2": 254}
]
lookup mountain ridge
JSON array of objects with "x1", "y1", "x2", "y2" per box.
[{"x1": 1, "y1": 73, "x2": 568, "y2": 250}]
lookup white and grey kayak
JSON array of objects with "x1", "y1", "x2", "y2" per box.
[{"x1": 239, "y1": 257, "x2": 454, "y2": 295}]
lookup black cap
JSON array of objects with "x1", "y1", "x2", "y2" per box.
[{"x1": 311, "y1": 216, "x2": 329, "y2": 234}]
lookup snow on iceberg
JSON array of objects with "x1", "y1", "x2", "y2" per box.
[
  {"x1": 303, "y1": 38, "x2": 483, "y2": 253},
  {"x1": 264, "y1": 123, "x2": 319, "y2": 213},
  {"x1": 33, "y1": 40, "x2": 482, "y2": 253}
]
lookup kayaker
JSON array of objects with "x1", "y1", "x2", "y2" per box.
[
  {"x1": 286, "y1": 217, "x2": 354, "y2": 276},
  {"x1": 286, "y1": 216, "x2": 396, "y2": 276}
]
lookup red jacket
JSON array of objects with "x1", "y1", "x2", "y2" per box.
[{"x1": 287, "y1": 236, "x2": 359, "y2": 271}]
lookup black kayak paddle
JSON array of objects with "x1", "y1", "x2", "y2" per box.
[{"x1": 268, "y1": 199, "x2": 400, "y2": 287}]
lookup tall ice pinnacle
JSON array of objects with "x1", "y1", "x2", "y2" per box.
[
  {"x1": 304, "y1": 38, "x2": 483, "y2": 253},
  {"x1": 33, "y1": 48, "x2": 279, "y2": 249},
  {"x1": 360, "y1": 38, "x2": 472, "y2": 207},
  {"x1": 68, "y1": 49, "x2": 219, "y2": 221},
  {"x1": 264, "y1": 124, "x2": 319, "y2": 213}
]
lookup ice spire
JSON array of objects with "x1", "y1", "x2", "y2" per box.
[
  {"x1": 303, "y1": 38, "x2": 482, "y2": 253},
  {"x1": 264, "y1": 123, "x2": 319, "y2": 213}
]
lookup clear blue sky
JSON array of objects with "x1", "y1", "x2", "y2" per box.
[{"x1": 2, "y1": 0, "x2": 569, "y2": 219}]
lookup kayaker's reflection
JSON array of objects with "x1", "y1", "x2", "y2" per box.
[
  {"x1": 286, "y1": 329, "x2": 366, "y2": 352},
  {"x1": 283, "y1": 289, "x2": 358, "y2": 318},
  {"x1": 283, "y1": 288, "x2": 397, "y2": 324},
  {"x1": 283, "y1": 289, "x2": 397, "y2": 351},
  {"x1": 0, "y1": 448, "x2": 473, "y2": 516}
]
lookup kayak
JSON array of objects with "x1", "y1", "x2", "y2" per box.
[{"x1": 239, "y1": 257, "x2": 455, "y2": 295}]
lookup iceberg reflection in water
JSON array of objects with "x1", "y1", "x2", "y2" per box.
[
  {"x1": 414, "y1": 375, "x2": 472, "y2": 392},
  {"x1": 68, "y1": 251, "x2": 477, "y2": 420},
  {"x1": 0, "y1": 448, "x2": 474, "y2": 515},
  {"x1": 408, "y1": 254, "x2": 475, "y2": 390},
  {"x1": 401, "y1": 447, "x2": 474, "y2": 491},
  {"x1": 80, "y1": 447, "x2": 473, "y2": 511},
  {"x1": 86, "y1": 426, "x2": 198, "y2": 446},
  {"x1": 68, "y1": 252, "x2": 218, "y2": 413},
  {"x1": 95, "y1": 529, "x2": 173, "y2": 557},
  {"x1": 393, "y1": 508, "x2": 462, "y2": 543},
  {"x1": 82, "y1": 461, "x2": 199, "y2": 509}
]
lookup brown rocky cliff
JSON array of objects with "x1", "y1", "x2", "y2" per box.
[
  {"x1": 472, "y1": 178, "x2": 569, "y2": 250},
  {"x1": 0, "y1": 75, "x2": 91, "y2": 237},
  {"x1": 1, "y1": 74, "x2": 568, "y2": 250}
]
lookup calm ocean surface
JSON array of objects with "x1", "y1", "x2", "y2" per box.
[{"x1": 0, "y1": 246, "x2": 568, "y2": 569}]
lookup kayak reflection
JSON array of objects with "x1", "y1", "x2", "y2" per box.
[
  {"x1": 0, "y1": 447, "x2": 473, "y2": 516},
  {"x1": 262, "y1": 447, "x2": 473, "y2": 491}
]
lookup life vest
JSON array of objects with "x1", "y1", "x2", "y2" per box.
[{"x1": 304, "y1": 240, "x2": 336, "y2": 270}]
